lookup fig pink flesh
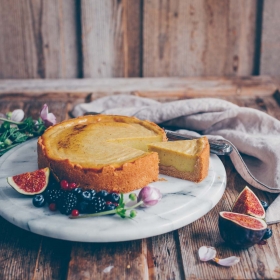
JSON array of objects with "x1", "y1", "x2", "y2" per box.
[
  {"x1": 12, "y1": 169, "x2": 47, "y2": 193},
  {"x1": 222, "y1": 212, "x2": 265, "y2": 229},
  {"x1": 232, "y1": 187, "x2": 264, "y2": 217}
]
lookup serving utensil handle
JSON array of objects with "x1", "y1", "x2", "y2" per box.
[{"x1": 165, "y1": 130, "x2": 233, "y2": 156}]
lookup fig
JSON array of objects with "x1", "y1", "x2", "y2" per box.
[
  {"x1": 232, "y1": 186, "x2": 265, "y2": 219},
  {"x1": 219, "y1": 211, "x2": 267, "y2": 248},
  {"x1": 7, "y1": 167, "x2": 50, "y2": 195}
]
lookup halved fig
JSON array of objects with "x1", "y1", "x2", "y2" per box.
[
  {"x1": 219, "y1": 211, "x2": 267, "y2": 248},
  {"x1": 7, "y1": 167, "x2": 50, "y2": 195},
  {"x1": 232, "y1": 186, "x2": 265, "y2": 219}
]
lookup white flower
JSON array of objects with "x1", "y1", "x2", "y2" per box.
[{"x1": 11, "y1": 109, "x2": 24, "y2": 122}]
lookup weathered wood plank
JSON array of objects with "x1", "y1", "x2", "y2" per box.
[
  {"x1": 0, "y1": 77, "x2": 276, "y2": 100},
  {"x1": 0, "y1": 217, "x2": 71, "y2": 280},
  {"x1": 147, "y1": 233, "x2": 185, "y2": 279},
  {"x1": 260, "y1": 0, "x2": 280, "y2": 75},
  {"x1": 0, "y1": 0, "x2": 79, "y2": 79},
  {"x1": 0, "y1": 218, "x2": 40, "y2": 280},
  {"x1": 143, "y1": 0, "x2": 257, "y2": 77},
  {"x1": 81, "y1": 0, "x2": 142, "y2": 78},
  {"x1": 67, "y1": 240, "x2": 148, "y2": 280}
]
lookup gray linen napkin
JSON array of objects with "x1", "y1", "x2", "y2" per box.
[{"x1": 71, "y1": 95, "x2": 280, "y2": 224}]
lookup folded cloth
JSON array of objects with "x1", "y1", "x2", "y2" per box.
[{"x1": 71, "y1": 95, "x2": 280, "y2": 224}]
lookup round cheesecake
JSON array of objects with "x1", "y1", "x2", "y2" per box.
[{"x1": 37, "y1": 115, "x2": 167, "y2": 193}]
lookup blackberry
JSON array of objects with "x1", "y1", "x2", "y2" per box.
[
  {"x1": 90, "y1": 190, "x2": 96, "y2": 197},
  {"x1": 59, "y1": 192, "x2": 78, "y2": 215},
  {"x1": 45, "y1": 189, "x2": 64, "y2": 204},
  {"x1": 88, "y1": 197, "x2": 106, "y2": 214},
  {"x1": 77, "y1": 201, "x2": 89, "y2": 214},
  {"x1": 105, "y1": 203, "x2": 117, "y2": 212},
  {"x1": 72, "y1": 188, "x2": 83, "y2": 200}
]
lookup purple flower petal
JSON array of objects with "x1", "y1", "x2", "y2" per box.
[
  {"x1": 137, "y1": 186, "x2": 162, "y2": 207},
  {"x1": 40, "y1": 104, "x2": 48, "y2": 120},
  {"x1": 40, "y1": 104, "x2": 56, "y2": 127}
]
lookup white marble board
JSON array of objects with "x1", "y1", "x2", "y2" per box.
[{"x1": 0, "y1": 138, "x2": 226, "y2": 242}]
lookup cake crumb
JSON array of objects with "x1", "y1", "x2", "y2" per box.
[{"x1": 158, "y1": 177, "x2": 167, "y2": 182}]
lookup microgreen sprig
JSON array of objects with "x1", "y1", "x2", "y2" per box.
[{"x1": 0, "y1": 105, "x2": 56, "y2": 156}]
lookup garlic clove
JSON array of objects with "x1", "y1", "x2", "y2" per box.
[
  {"x1": 198, "y1": 246, "x2": 217, "y2": 261},
  {"x1": 213, "y1": 256, "x2": 240, "y2": 266}
]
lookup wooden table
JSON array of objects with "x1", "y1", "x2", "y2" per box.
[{"x1": 1, "y1": 77, "x2": 280, "y2": 280}]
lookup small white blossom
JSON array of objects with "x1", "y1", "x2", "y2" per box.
[{"x1": 11, "y1": 109, "x2": 24, "y2": 122}]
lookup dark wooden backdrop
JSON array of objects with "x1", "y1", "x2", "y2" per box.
[{"x1": 0, "y1": 0, "x2": 278, "y2": 79}]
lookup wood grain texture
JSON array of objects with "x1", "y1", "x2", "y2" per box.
[
  {"x1": 67, "y1": 240, "x2": 148, "y2": 280},
  {"x1": 0, "y1": 0, "x2": 79, "y2": 78},
  {"x1": 147, "y1": 233, "x2": 185, "y2": 279},
  {"x1": 0, "y1": 215, "x2": 71, "y2": 280},
  {"x1": 143, "y1": 0, "x2": 257, "y2": 77},
  {"x1": 260, "y1": 0, "x2": 280, "y2": 75},
  {"x1": 0, "y1": 77, "x2": 276, "y2": 101},
  {"x1": 81, "y1": 0, "x2": 142, "y2": 78}
]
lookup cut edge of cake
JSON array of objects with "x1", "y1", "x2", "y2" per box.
[{"x1": 148, "y1": 137, "x2": 210, "y2": 183}]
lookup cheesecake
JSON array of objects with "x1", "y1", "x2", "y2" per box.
[
  {"x1": 37, "y1": 115, "x2": 167, "y2": 193},
  {"x1": 148, "y1": 137, "x2": 210, "y2": 182}
]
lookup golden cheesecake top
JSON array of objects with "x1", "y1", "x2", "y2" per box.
[
  {"x1": 148, "y1": 137, "x2": 208, "y2": 172},
  {"x1": 38, "y1": 115, "x2": 167, "y2": 170}
]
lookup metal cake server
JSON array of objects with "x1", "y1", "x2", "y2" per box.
[{"x1": 165, "y1": 129, "x2": 233, "y2": 156}]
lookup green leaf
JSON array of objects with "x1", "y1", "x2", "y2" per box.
[
  {"x1": 118, "y1": 193, "x2": 125, "y2": 208},
  {"x1": 37, "y1": 118, "x2": 44, "y2": 125},
  {"x1": 14, "y1": 132, "x2": 29, "y2": 143},
  {"x1": 0, "y1": 121, "x2": 10, "y2": 132},
  {"x1": 116, "y1": 208, "x2": 127, "y2": 218},
  {"x1": 18, "y1": 117, "x2": 34, "y2": 133},
  {"x1": 0, "y1": 130, "x2": 9, "y2": 142}
]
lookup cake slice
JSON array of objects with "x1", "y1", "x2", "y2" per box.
[{"x1": 147, "y1": 137, "x2": 210, "y2": 182}]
